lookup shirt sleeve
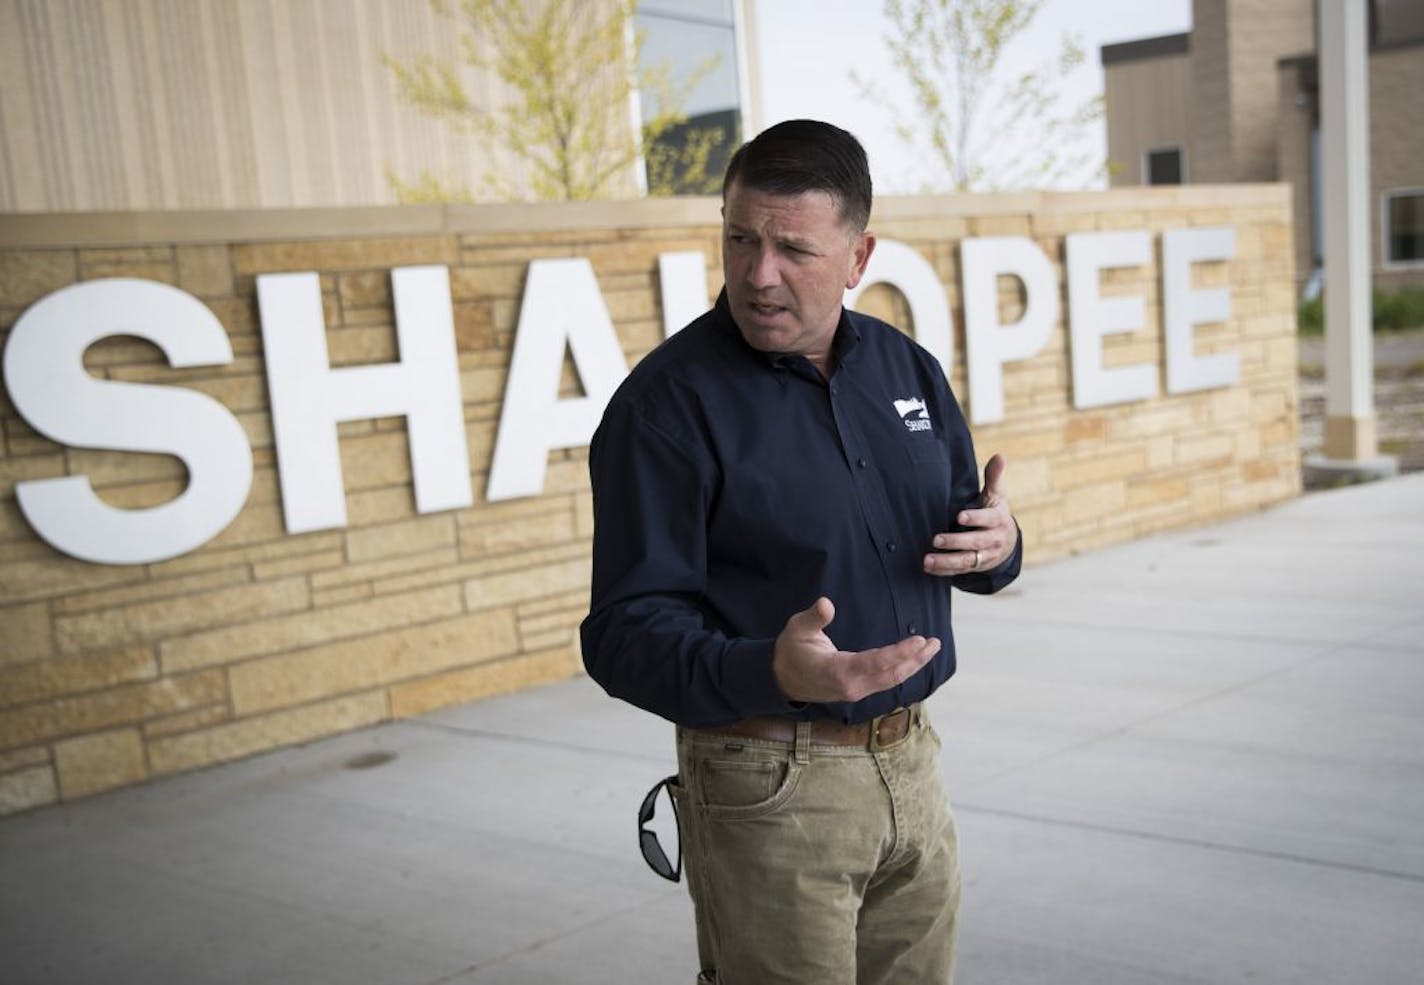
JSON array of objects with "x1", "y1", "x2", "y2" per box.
[
  {"x1": 579, "y1": 395, "x2": 800, "y2": 728},
  {"x1": 938, "y1": 375, "x2": 1024, "y2": 596}
]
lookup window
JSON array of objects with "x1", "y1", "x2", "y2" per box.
[
  {"x1": 635, "y1": 1, "x2": 744, "y2": 195},
  {"x1": 1143, "y1": 147, "x2": 1184, "y2": 185},
  {"x1": 1383, "y1": 189, "x2": 1424, "y2": 266}
]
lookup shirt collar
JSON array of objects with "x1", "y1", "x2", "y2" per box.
[{"x1": 713, "y1": 288, "x2": 863, "y2": 376}]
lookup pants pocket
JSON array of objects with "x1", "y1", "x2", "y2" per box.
[{"x1": 696, "y1": 747, "x2": 801, "y2": 821}]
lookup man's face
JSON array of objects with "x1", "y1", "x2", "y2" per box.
[{"x1": 721, "y1": 180, "x2": 875, "y2": 368}]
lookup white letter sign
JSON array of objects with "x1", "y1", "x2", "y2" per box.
[
  {"x1": 1066, "y1": 231, "x2": 1156, "y2": 409},
  {"x1": 2, "y1": 279, "x2": 252, "y2": 564},
  {"x1": 486, "y1": 259, "x2": 629, "y2": 502},
  {"x1": 257, "y1": 265, "x2": 472, "y2": 534},
  {"x1": 658, "y1": 251, "x2": 709, "y2": 339},
  {"x1": 1163, "y1": 227, "x2": 1239, "y2": 394},
  {"x1": 961, "y1": 237, "x2": 1058, "y2": 424}
]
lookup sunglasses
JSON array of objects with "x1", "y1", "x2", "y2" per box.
[{"x1": 638, "y1": 774, "x2": 682, "y2": 882}]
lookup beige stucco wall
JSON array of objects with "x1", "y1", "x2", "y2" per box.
[
  {"x1": 0, "y1": 188, "x2": 1300, "y2": 813},
  {"x1": 1190, "y1": 0, "x2": 1314, "y2": 184},
  {"x1": 1371, "y1": 44, "x2": 1424, "y2": 292},
  {"x1": 0, "y1": 0, "x2": 637, "y2": 211},
  {"x1": 1104, "y1": 52, "x2": 1193, "y2": 186}
]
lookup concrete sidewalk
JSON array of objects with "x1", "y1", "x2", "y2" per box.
[{"x1": 3, "y1": 475, "x2": 1422, "y2": 985}]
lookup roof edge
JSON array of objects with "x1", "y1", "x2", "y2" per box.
[{"x1": 1101, "y1": 32, "x2": 1191, "y2": 66}]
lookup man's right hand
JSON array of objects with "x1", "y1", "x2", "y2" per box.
[{"x1": 771, "y1": 597, "x2": 941, "y2": 704}]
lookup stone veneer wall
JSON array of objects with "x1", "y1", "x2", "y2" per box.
[{"x1": 0, "y1": 187, "x2": 1300, "y2": 813}]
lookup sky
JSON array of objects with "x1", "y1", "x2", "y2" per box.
[{"x1": 753, "y1": 0, "x2": 1193, "y2": 192}]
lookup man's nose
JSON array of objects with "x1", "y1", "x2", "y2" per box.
[{"x1": 747, "y1": 247, "x2": 781, "y2": 289}]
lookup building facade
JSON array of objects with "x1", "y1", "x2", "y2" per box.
[
  {"x1": 1102, "y1": 0, "x2": 1424, "y2": 293},
  {"x1": 0, "y1": 0, "x2": 760, "y2": 211}
]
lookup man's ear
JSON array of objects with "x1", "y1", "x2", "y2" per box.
[{"x1": 845, "y1": 231, "x2": 877, "y2": 290}]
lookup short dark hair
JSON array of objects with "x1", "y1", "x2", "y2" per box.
[{"x1": 722, "y1": 119, "x2": 872, "y2": 233}]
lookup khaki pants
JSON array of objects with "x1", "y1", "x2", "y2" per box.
[{"x1": 674, "y1": 716, "x2": 960, "y2": 985}]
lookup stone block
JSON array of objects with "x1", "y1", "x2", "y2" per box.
[
  {"x1": 0, "y1": 746, "x2": 49, "y2": 772},
  {"x1": 1175, "y1": 432, "x2": 1235, "y2": 467},
  {"x1": 1052, "y1": 449, "x2": 1148, "y2": 489},
  {"x1": 147, "y1": 529, "x2": 342, "y2": 579},
  {"x1": 574, "y1": 491, "x2": 594, "y2": 539},
  {"x1": 0, "y1": 452, "x2": 67, "y2": 486},
  {"x1": 231, "y1": 236, "x2": 455, "y2": 275},
  {"x1": 313, "y1": 583, "x2": 373, "y2": 608},
  {"x1": 64, "y1": 446, "x2": 186, "y2": 487},
  {"x1": 54, "y1": 727, "x2": 146, "y2": 799},
  {"x1": 1, "y1": 601, "x2": 53, "y2": 665},
  {"x1": 344, "y1": 513, "x2": 456, "y2": 564},
  {"x1": 0, "y1": 646, "x2": 156, "y2": 707},
  {"x1": 1065, "y1": 414, "x2": 1107, "y2": 443},
  {"x1": 968, "y1": 214, "x2": 1033, "y2": 237},
  {"x1": 0, "y1": 554, "x2": 135, "y2": 606},
  {"x1": 147, "y1": 691, "x2": 388, "y2": 776},
  {"x1": 161, "y1": 584, "x2": 463, "y2": 672},
  {"x1": 176, "y1": 245, "x2": 234, "y2": 298},
  {"x1": 336, "y1": 431, "x2": 415, "y2": 491},
  {"x1": 54, "y1": 577, "x2": 310, "y2": 654},
  {"x1": 142, "y1": 704, "x2": 229, "y2": 739},
  {"x1": 464, "y1": 557, "x2": 591, "y2": 611},
  {"x1": 0, "y1": 250, "x2": 77, "y2": 309},
  {"x1": 460, "y1": 365, "x2": 506, "y2": 404},
  {"x1": 388, "y1": 645, "x2": 581, "y2": 719},
  {"x1": 543, "y1": 457, "x2": 591, "y2": 495},
  {"x1": 78, "y1": 246, "x2": 177, "y2": 283},
  {"x1": 454, "y1": 301, "x2": 495, "y2": 352},
  {"x1": 52, "y1": 565, "x2": 249, "y2": 616},
  {"x1": 0, "y1": 669, "x2": 224, "y2": 749},
  {"x1": 317, "y1": 325, "x2": 397, "y2": 365},
  {"x1": 581, "y1": 239, "x2": 666, "y2": 275},
  {"x1": 226, "y1": 609, "x2": 518, "y2": 715},
  {"x1": 250, "y1": 549, "x2": 346, "y2": 580},
  {"x1": 1126, "y1": 475, "x2": 1191, "y2": 510},
  {"x1": 0, "y1": 764, "x2": 56, "y2": 816},
  {"x1": 337, "y1": 270, "x2": 392, "y2": 310},
  {"x1": 1061, "y1": 481, "x2": 1128, "y2": 525},
  {"x1": 517, "y1": 589, "x2": 589, "y2": 619},
  {"x1": 450, "y1": 264, "x2": 528, "y2": 300},
  {"x1": 459, "y1": 509, "x2": 576, "y2": 558},
  {"x1": 309, "y1": 545, "x2": 458, "y2": 592},
  {"x1": 604, "y1": 289, "x2": 657, "y2": 323},
  {"x1": 205, "y1": 296, "x2": 260, "y2": 338}
]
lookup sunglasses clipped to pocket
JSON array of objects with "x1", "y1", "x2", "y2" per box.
[{"x1": 638, "y1": 774, "x2": 682, "y2": 882}]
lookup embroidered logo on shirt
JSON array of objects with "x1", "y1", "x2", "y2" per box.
[{"x1": 893, "y1": 397, "x2": 932, "y2": 432}]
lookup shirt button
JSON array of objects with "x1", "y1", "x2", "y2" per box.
[
  {"x1": 886, "y1": 540, "x2": 897, "y2": 552},
  {"x1": 857, "y1": 458, "x2": 868, "y2": 469},
  {"x1": 830, "y1": 385, "x2": 839, "y2": 396},
  {"x1": 908, "y1": 623, "x2": 918, "y2": 635}
]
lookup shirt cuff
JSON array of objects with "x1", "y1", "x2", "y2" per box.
[{"x1": 721, "y1": 637, "x2": 803, "y2": 719}]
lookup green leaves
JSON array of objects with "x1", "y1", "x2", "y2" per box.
[{"x1": 383, "y1": 0, "x2": 723, "y2": 202}]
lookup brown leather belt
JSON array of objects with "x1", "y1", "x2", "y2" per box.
[{"x1": 698, "y1": 704, "x2": 923, "y2": 752}]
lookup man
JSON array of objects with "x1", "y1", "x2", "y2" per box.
[{"x1": 580, "y1": 119, "x2": 1021, "y2": 984}]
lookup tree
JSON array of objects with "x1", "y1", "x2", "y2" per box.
[
  {"x1": 383, "y1": 0, "x2": 724, "y2": 202},
  {"x1": 853, "y1": 0, "x2": 1102, "y2": 193}
]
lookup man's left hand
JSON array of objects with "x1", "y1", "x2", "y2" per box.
[{"x1": 923, "y1": 453, "x2": 1018, "y2": 577}]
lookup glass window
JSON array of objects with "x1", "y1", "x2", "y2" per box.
[
  {"x1": 1144, "y1": 147, "x2": 1183, "y2": 185},
  {"x1": 1384, "y1": 190, "x2": 1424, "y2": 265},
  {"x1": 636, "y1": 1, "x2": 743, "y2": 195}
]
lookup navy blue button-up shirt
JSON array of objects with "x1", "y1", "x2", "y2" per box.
[{"x1": 580, "y1": 291, "x2": 1021, "y2": 728}]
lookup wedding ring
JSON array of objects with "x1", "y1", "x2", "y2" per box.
[{"x1": 971, "y1": 549, "x2": 981, "y2": 570}]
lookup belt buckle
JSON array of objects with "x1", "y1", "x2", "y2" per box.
[{"x1": 869, "y1": 706, "x2": 912, "y2": 752}]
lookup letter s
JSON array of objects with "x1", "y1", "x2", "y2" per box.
[{"x1": 2, "y1": 279, "x2": 252, "y2": 565}]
